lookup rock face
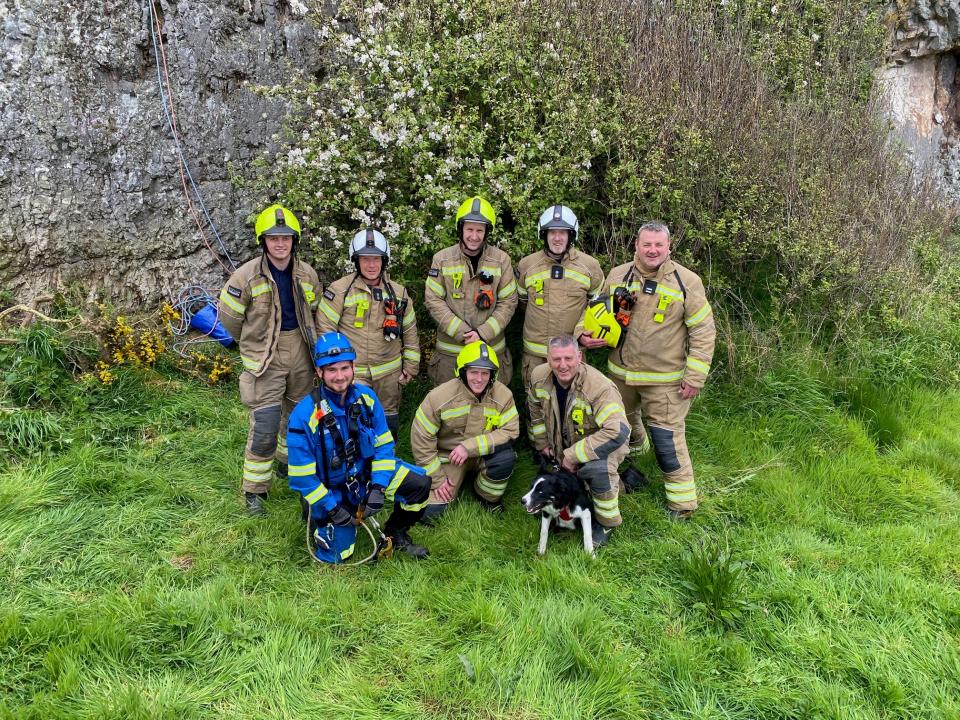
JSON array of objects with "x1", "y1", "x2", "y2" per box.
[
  {"x1": 0, "y1": 0, "x2": 325, "y2": 304},
  {"x1": 881, "y1": 1, "x2": 960, "y2": 192}
]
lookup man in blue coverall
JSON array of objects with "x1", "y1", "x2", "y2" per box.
[{"x1": 287, "y1": 332, "x2": 431, "y2": 562}]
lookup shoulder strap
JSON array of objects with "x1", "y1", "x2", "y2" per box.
[{"x1": 673, "y1": 270, "x2": 687, "y2": 300}]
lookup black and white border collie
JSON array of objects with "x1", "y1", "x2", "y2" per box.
[{"x1": 520, "y1": 471, "x2": 594, "y2": 556}]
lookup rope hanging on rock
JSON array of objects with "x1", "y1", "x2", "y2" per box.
[{"x1": 147, "y1": 0, "x2": 237, "y2": 274}]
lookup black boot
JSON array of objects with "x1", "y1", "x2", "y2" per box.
[
  {"x1": 245, "y1": 492, "x2": 267, "y2": 516},
  {"x1": 385, "y1": 507, "x2": 429, "y2": 558},
  {"x1": 620, "y1": 468, "x2": 649, "y2": 494},
  {"x1": 476, "y1": 495, "x2": 505, "y2": 514},
  {"x1": 419, "y1": 502, "x2": 447, "y2": 526},
  {"x1": 276, "y1": 461, "x2": 288, "y2": 479},
  {"x1": 591, "y1": 523, "x2": 615, "y2": 549},
  {"x1": 389, "y1": 529, "x2": 430, "y2": 559}
]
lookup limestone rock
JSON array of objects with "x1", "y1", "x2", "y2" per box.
[{"x1": 0, "y1": 0, "x2": 326, "y2": 304}]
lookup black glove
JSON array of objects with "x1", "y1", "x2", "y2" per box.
[
  {"x1": 363, "y1": 486, "x2": 386, "y2": 518},
  {"x1": 328, "y1": 505, "x2": 354, "y2": 526}
]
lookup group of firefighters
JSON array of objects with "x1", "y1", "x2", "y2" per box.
[{"x1": 218, "y1": 196, "x2": 715, "y2": 563}]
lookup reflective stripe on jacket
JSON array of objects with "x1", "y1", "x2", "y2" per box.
[
  {"x1": 423, "y1": 243, "x2": 518, "y2": 357},
  {"x1": 526, "y1": 362, "x2": 630, "y2": 467},
  {"x1": 316, "y1": 272, "x2": 421, "y2": 378},
  {"x1": 516, "y1": 248, "x2": 604, "y2": 357},
  {"x1": 600, "y1": 258, "x2": 715, "y2": 388},
  {"x1": 410, "y1": 378, "x2": 519, "y2": 478},
  {"x1": 218, "y1": 255, "x2": 320, "y2": 376}
]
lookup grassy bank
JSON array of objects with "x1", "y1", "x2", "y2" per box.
[{"x1": 1, "y1": 340, "x2": 959, "y2": 719}]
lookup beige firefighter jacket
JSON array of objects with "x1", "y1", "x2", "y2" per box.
[
  {"x1": 527, "y1": 362, "x2": 630, "y2": 467},
  {"x1": 218, "y1": 255, "x2": 321, "y2": 376},
  {"x1": 424, "y1": 243, "x2": 518, "y2": 358},
  {"x1": 315, "y1": 272, "x2": 421, "y2": 380},
  {"x1": 599, "y1": 256, "x2": 715, "y2": 387},
  {"x1": 516, "y1": 248, "x2": 604, "y2": 358},
  {"x1": 410, "y1": 377, "x2": 520, "y2": 478}
]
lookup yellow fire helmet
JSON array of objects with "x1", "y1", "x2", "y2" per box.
[
  {"x1": 455, "y1": 196, "x2": 496, "y2": 240},
  {"x1": 583, "y1": 296, "x2": 623, "y2": 348},
  {"x1": 254, "y1": 204, "x2": 301, "y2": 245},
  {"x1": 455, "y1": 340, "x2": 500, "y2": 382}
]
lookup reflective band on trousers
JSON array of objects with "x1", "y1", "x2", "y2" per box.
[
  {"x1": 436, "y1": 337, "x2": 507, "y2": 356},
  {"x1": 608, "y1": 361, "x2": 683, "y2": 384},
  {"x1": 356, "y1": 355, "x2": 402, "y2": 379},
  {"x1": 523, "y1": 338, "x2": 548, "y2": 357}
]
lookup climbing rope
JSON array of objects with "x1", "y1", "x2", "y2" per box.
[
  {"x1": 165, "y1": 285, "x2": 230, "y2": 358},
  {"x1": 147, "y1": 0, "x2": 237, "y2": 274}
]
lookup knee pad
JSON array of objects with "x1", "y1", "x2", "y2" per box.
[
  {"x1": 578, "y1": 460, "x2": 614, "y2": 495},
  {"x1": 251, "y1": 405, "x2": 282, "y2": 456},
  {"x1": 649, "y1": 426, "x2": 681, "y2": 473},
  {"x1": 483, "y1": 445, "x2": 516, "y2": 481},
  {"x1": 398, "y1": 463, "x2": 431, "y2": 505}
]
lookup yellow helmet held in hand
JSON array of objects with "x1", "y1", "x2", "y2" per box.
[
  {"x1": 455, "y1": 196, "x2": 496, "y2": 241},
  {"x1": 455, "y1": 340, "x2": 500, "y2": 383},
  {"x1": 255, "y1": 204, "x2": 301, "y2": 244},
  {"x1": 583, "y1": 296, "x2": 624, "y2": 348}
]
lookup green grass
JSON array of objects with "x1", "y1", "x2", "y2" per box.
[{"x1": 2, "y1": 359, "x2": 960, "y2": 719}]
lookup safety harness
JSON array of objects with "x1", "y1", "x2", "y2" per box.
[{"x1": 305, "y1": 386, "x2": 395, "y2": 565}]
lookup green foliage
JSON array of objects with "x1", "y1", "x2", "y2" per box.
[
  {"x1": 254, "y1": 0, "x2": 955, "y2": 349},
  {"x1": 0, "y1": 323, "x2": 95, "y2": 409},
  {"x1": 0, "y1": 409, "x2": 68, "y2": 459},
  {"x1": 679, "y1": 536, "x2": 757, "y2": 630}
]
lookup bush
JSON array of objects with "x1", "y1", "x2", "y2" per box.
[{"x1": 254, "y1": 0, "x2": 955, "y2": 351}]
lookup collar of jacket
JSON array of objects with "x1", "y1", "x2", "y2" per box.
[
  {"x1": 320, "y1": 383, "x2": 361, "y2": 411},
  {"x1": 542, "y1": 247, "x2": 577, "y2": 265},
  {"x1": 349, "y1": 273, "x2": 385, "y2": 293},
  {"x1": 457, "y1": 243, "x2": 491, "y2": 267},
  {"x1": 632, "y1": 256, "x2": 675, "y2": 281},
  {"x1": 553, "y1": 363, "x2": 587, "y2": 395},
  {"x1": 257, "y1": 252, "x2": 301, "y2": 280}
]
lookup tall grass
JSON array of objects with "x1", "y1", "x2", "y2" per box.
[{"x1": 1, "y1": 338, "x2": 959, "y2": 718}]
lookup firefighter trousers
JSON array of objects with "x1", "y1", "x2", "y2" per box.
[
  {"x1": 612, "y1": 378, "x2": 698, "y2": 512},
  {"x1": 427, "y1": 443, "x2": 516, "y2": 506},
  {"x1": 520, "y1": 351, "x2": 546, "y2": 389},
  {"x1": 579, "y1": 449, "x2": 628, "y2": 528},
  {"x1": 238, "y1": 330, "x2": 315, "y2": 494},
  {"x1": 355, "y1": 368, "x2": 403, "y2": 439}
]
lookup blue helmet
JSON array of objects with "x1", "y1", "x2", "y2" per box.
[{"x1": 313, "y1": 332, "x2": 356, "y2": 368}]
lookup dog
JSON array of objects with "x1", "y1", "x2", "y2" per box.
[{"x1": 520, "y1": 471, "x2": 595, "y2": 556}]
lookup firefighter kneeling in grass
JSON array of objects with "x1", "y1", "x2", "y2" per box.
[
  {"x1": 527, "y1": 335, "x2": 631, "y2": 548},
  {"x1": 287, "y1": 332, "x2": 431, "y2": 562},
  {"x1": 411, "y1": 341, "x2": 520, "y2": 519}
]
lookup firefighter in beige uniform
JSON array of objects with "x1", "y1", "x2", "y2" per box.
[
  {"x1": 316, "y1": 229, "x2": 420, "y2": 440},
  {"x1": 424, "y1": 196, "x2": 518, "y2": 385},
  {"x1": 516, "y1": 205, "x2": 605, "y2": 387},
  {"x1": 527, "y1": 335, "x2": 630, "y2": 547},
  {"x1": 411, "y1": 341, "x2": 519, "y2": 516},
  {"x1": 588, "y1": 222, "x2": 715, "y2": 518},
  {"x1": 218, "y1": 204, "x2": 321, "y2": 515}
]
